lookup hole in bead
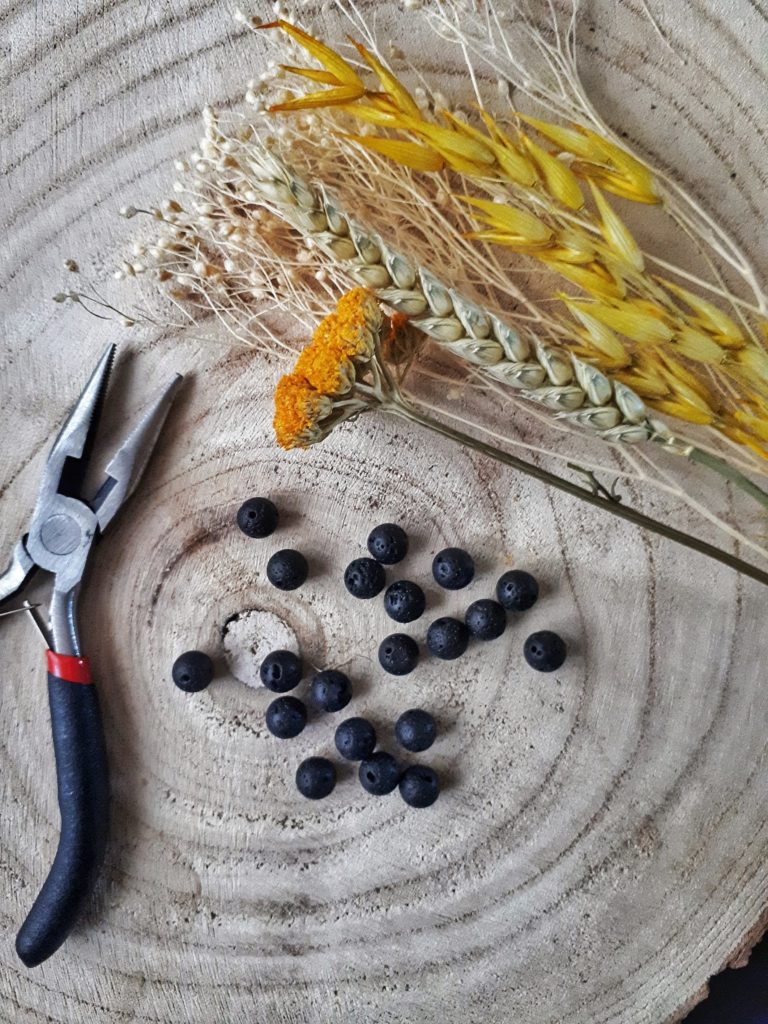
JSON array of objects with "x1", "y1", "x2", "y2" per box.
[{"x1": 366, "y1": 771, "x2": 376, "y2": 782}]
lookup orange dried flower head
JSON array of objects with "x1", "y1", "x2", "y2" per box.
[
  {"x1": 273, "y1": 373, "x2": 333, "y2": 450},
  {"x1": 273, "y1": 288, "x2": 385, "y2": 450},
  {"x1": 294, "y1": 287, "x2": 381, "y2": 394},
  {"x1": 295, "y1": 341, "x2": 355, "y2": 395}
]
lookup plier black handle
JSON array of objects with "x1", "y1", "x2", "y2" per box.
[{"x1": 0, "y1": 345, "x2": 181, "y2": 967}]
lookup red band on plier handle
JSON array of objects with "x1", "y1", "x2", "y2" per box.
[{"x1": 46, "y1": 651, "x2": 93, "y2": 685}]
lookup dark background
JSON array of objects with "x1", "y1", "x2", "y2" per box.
[{"x1": 684, "y1": 933, "x2": 767, "y2": 1023}]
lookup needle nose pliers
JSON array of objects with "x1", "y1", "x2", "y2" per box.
[{"x1": 0, "y1": 345, "x2": 182, "y2": 967}]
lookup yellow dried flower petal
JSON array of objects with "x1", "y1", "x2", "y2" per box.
[
  {"x1": 279, "y1": 65, "x2": 341, "y2": 86},
  {"x1": 443, "y1": 111, "x2": 537, "y2": 187},
  {"x1": 565, "y1": 301, "x2": 631, "y2": 364},
  {"x1": 660, "y1": 279, "x2": 745, "y2": 344},
  {"x1": 334, "y1": 287, "x2": 382, "y2": 355},
  {"x1": 458, "y1": 196, "x2": 553, "y2": 244},
  {"x1": 674, "y1": 326, "x2": 725, "y2": 364},
  {"x1": 295, "y1": 341, "x2": 354, "y2": 394},
  {"x1": 571, "y1": 300, "x2": 674, "y2": 344},
  {"x1": 349, "y1": 39, "x2": 422, "y2": 119},
  {"x1": 735, "y1": 346, "x2": 768, "y2": 382},
  {"x1": 338, "y1": 133, "x2": 444, "y2": 172},
  {"x1": 336, "y1": 103, "x2": 400, "y2": 127},
  {"x1": 548, "y1": 228, "x2": 596, "y2": 265},
  {"x1": 403, "y1": 118, "x2": 496, "y2": 166},
  {"x1": 571, "y1": 163, "x2": 659, "y2": 205},
  {"x1": 616, "y1": 371, "x2": 670, "y2": 400},
  {"x1": 547, "y1": 262, "x2": 625, "y2": 301},
  {"x1": 588, "y1": 182, "x2": 644, "y2": 272},
  {"x1": 516, "y1": 115, "x2": 596, "y2": 159},
  {"x1": 520, "y1": 133, "x2": 585, "y2": 210},
  {"x1": 464, "y1": 230, "x2": 552, "y2": 254},
  {"x1": 270, "y1": 84, "x2": 365, "y2": 112},
  {"x1": 261, "y1": 20, "x2": 364, "y2": 89},
  {"x1": 290, "y1": 288, "x2": 381, "y2": 397}
]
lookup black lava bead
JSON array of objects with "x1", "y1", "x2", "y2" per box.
[
  {"x1": 259, "y1": 649, "x2": 303, "y2": 692},
  {"x1": 432, "y1": 547, "x2": 475, "y2": 590},
  {"x1": 426, "y1": 617, "x2": 469, "y2": 660},
  {"x1": 394, "y1": 708, "x2": 436, "y2": 753},
  {"x1": 172, "y1": 650, "x2": 214, "y2": 692},
  {"x1": 334, "y1": 717, "x2": 377, "y2": 760},
  {"x1": 236, "y1": 496, "x2": 278, "y2": 538},
  {"x1": 399, "y1": 765, "x2": 440, "y2": 808},
  {"x1": 344, "y1": 557, "x2": 386, "y2": 599},
  {"x1": 310, "y1": 669, "x2": 353, "y2": 712},
  {"x1": 465, "y1": 599, "x2": 507, "y2": 641},
  {"x1": 367, "y1": 523, "x2": 409, "y2": 564},
  {"x1": 383, "y1": 580, "x2": 426, "y2": 624},
  {"x1": 496, "y1": 569, "x2": 539, "y2": 612},
  {"x1": 359, "y1": 751, "x2": 400, "y2": 795},
  {"x1": 524, "y1": 630, "x2": 567, "y2": 672},
  {"x1": 295, "y1": 757, "x2": 337, "y2": 800},
  {"x1": 378, "y1": 633, "x2": 419, "y2": 675},
  {"x1": 267, "y1": 548, "x2": 308, "y2": 591},
  {"x1": 265, "y1": 696, "x2": 307, "y2": 739}
]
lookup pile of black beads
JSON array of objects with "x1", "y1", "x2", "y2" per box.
[
  {"x1": 256, "y1": 644, "x2": 440, "y2": 808},
  {"x1": 171, "y1": 504, "x2": 570, "y2": 809},
  {"x1": 293, "y1": 707, "x2": 440, "y2": 808},
  {"x1": 342, "y1": 524, "x2": 568, "y2": 676},
  {"x1": 247, "y1": 508, "x2": 440, "y2": 807},
  {"x1": 259, "y1": 647, "x2": 352, "y2": 738}
]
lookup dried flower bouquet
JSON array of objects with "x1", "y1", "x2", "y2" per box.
[{"x1": 99, "y1": 1, "x2": 768, "y2": 583}]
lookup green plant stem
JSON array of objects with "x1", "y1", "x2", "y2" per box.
[
  {"x1": 383, "y1": 400, "x2": 768, "y2": 589},
  {"x1": 687, "y1": 447, "x2": 768, "y2": 508}
]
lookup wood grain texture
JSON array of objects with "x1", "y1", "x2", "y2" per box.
[{"x1": 1, "y1": 2, "x2": 766, "y2": 1022}]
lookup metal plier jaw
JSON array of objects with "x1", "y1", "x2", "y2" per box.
[{"x1": 0, "y1": 344, "x2": 182, "y2": 967}]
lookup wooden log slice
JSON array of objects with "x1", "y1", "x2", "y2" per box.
[{"x1": 0, "y1": 2, "x2": 765, "y2": 1022}]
